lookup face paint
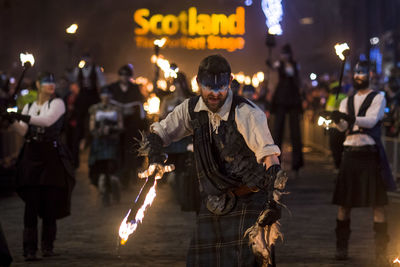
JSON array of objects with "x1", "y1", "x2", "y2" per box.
[
  {"x1": 197, "y1": 72, "x2": 230, "y2": 92},
  {"x1": 353, "y1": 62, "x2": 369, "y2": 90}
]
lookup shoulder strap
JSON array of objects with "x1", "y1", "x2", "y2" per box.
[
  {"x1": 228, "y1": 95, "x2": 256, "y2": 121},
  {"x1": 357, "y1": 91, "x2": 378, "y2": 117},
  {"x1": 347, "y1": 95, "x2": 355, "y2": 117},
  {"x1": 188, "y1": 95, "x2": 201, "y2": 121}
]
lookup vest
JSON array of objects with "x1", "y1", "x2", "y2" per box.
[
  {"x1": 78, "y1": 65, "x2": 98, "y2": 91},
  {"x1": 347, "y1": 92, "x2": 396, "y2": 191},
  {"x1": 188, "y1": 95, "x2": 272, "y2": 196}
]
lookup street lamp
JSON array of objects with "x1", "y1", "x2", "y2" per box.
[{"x1": 65, "y1": 23, "x2": 78, "y2": 69}]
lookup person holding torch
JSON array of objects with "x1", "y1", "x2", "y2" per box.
[
  {"x1": 330, "y1": 60, "x2": 396, "y2": 265},
  {"x1": 139, "y1": 55, "x2": 287, "y2": 266},
  {"x1": 1, "y1": 72, "x2": 75, "y2": 261}
]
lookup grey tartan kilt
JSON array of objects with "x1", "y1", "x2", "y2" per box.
[{"x1": 187, "y1": 191, "x2": 268, "y2": 267}]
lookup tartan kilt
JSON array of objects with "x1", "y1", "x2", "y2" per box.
[{"x1": 187, "y1": 191, "x2": 267, "y2": 267}]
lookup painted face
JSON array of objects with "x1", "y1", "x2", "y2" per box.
[
  {"x1": 197, "y1": 72, "x2": 231, "y2": 112},
  {"x1": 353, "y1": 63, "x2": 369, "y2": 90},
  {"x1": 40, "y1": 82, "x2": 56, "y2": 94}
]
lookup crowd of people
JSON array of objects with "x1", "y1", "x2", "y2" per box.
[{"x1": 0, "y1": 44, "x2": 398, "y2": 266}]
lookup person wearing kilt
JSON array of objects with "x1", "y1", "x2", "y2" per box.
[
  {"x1": 144, "y1": 55, "x2": 285, "y2": 266},
  {"x1": 330, "y1": 61, "x2": 396, "y2": 264},
  {"x1": 4, "y1": 72, "x2": 75, "y2": 261}
]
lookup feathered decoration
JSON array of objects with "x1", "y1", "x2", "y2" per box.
[{"x1": 134, "y1": 130, "x2": 150, "y2": 157}]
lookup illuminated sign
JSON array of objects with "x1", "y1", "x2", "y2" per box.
[{"x1": 133, "y1": 7, "x2": 246, "y2": 52}]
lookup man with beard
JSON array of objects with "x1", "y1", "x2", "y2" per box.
[
  {"x1": 141, "y1": 55, "x2": 286, "y2": 266},
  {"x1": 331, "y1": 60, "x2": 396, "y2": 265}
]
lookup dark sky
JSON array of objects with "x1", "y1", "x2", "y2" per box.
[{"x1": 0, "y1": 0, "x2": 389, "y2": 83}]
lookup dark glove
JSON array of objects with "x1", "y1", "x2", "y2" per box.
[
  {"x1": 8, "y1": 112, "x2": 31, "y2": 123},
  {"x1": 331, "y1": 110, "x2": 355, "y2": 125},
  {"x1": 258, "y1": 200, "x2": 282, "y2": 227},
  {"x1": 147, "y1": 133, "x2": 166, "y2": 164}
]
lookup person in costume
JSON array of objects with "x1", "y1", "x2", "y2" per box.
[
  {"x1": 331, "y1": 61, "x2": 396, "y2": 265},
  {"x1": 3, "y1": 72, "x2": 75, "y2": 261}
]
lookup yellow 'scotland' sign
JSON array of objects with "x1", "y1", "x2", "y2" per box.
[{"x1": 133, "y1": 7, "x2": 246, "y2": 52}]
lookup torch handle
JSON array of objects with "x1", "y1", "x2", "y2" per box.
[
  {"x1": 336, "y1": 58, "x2": 346, "y2": 100},
  {"x1": 11, "y1": 65, "x2": 29, "y2": 105}
]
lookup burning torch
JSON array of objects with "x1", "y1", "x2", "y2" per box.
[
  {"x1": 153, "y1": 38, "x2": 167, "y2": 90},
  {"x1": 334, "y1": 43, "x2": 350, "y2": 100},
  {"x1": 118, "y1": 161, "x2": 174, "y2": 246},
  {"x1": 12, "y1": 53, "x2": 35, "y2": 103}
]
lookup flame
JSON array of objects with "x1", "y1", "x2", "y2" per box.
[
  {"x1": 78, "y1": 60, "x2": 86, "y2": 69},
  {"x1": 335, "y1": 43, "x2": 350, "y2": 61},
  {"x1": 256, "y1": 72, "x2": 265, "y2": 82},
  {"x1": 20, "y1": 53, "x2": 35, "y2": 66},
  {"x1": 394, "y1": 258, "x2": 400, "y2": 264},
  {"x1": 244, "y1": 76, "x2": 251, "y2": 85},
  {"x1": 252, "y1": 75, "x2": 260, "y2": 88},
  {"x1": 143, "y1": 93, "x2": 160, "y2": 114},
  {"x1": 157, "y1": 80, "x2": 168, "y2": 91},
  {"x1": 119, "y1": 180, "x2": 158, "y2": 245},
  {"x1": 191, "y1": 76, "x2": 199, "y2": 93},
  {"x1": 317, "y1": 116, "x2": 332, "y2": 129},
  {"x1": 66, "y1": 24, "x2": 78, "y2": 34},
  {"x1": 154, "y1": 37, "x2": 167, "y2": 48}
]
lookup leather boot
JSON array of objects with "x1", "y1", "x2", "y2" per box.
[
  {"x1": 335, "y1": 219, "x2": 350, "y2": 260},
  {"x1": 23, "y1": 227, "x2": 40, "y2": 261},
  {"x1": 373, "y1": 222, "x2": 390, "y2": 266}
]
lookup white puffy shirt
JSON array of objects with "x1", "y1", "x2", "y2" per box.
[{"x1": 150, "y1": 90, "x2": 281, "y2": 163}]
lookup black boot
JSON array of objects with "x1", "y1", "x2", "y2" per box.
[
  {"x1": 41, "y1": 220, "x2": 58, "y2": 257},
  {"x1": 373, "y1": 222, "x2": 390, "y2": 266},
  {"x1": 23, "y1": 228, "x2": 40, "y2": 261},
  {"x1": 335, "y1": 219, "x2": 350, "y2": 260}
]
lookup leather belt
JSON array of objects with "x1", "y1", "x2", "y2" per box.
[{"x1": 232, "y1": 185, "x2": 260, "y2": 197}]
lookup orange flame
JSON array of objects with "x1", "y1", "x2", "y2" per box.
[
  {"x1": 118, "y1": 179, "x2": 158, "y2": 245},
  {"x1": 394, "y1": 257, "x2": 400, "y2": 264}
]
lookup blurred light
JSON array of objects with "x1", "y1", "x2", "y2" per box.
[
  {"x1": 9, "y1": 77, "x2": 16, "y2": 84},
  {"x1": 191, "y1": 76, "x2": 199, "y2": 93},
  {"x1": 359, "y1": 54, "x2": 367, "y2": 61},
  {"x1": 334, "y1": 43, "x2": 350, "y2": 61},
  {"x1": 157, "y1": 80, "x2": 168, "y2": 91},
  {"x1": 66, "y1": 24, "x2": 78, "y2": 34},
  {"x1": 146, "y1": 83, "x2": 154, "y2": 92},
  {"x1": 262, "y1": 0, "x2": 283, "y2": 36},
  {"x1": 7, "y1": 106, "x2": 18, "y2": 113},
  {"x1": 100, "y1": 67, "x2": 104, "y2": 72},
  {"x1": 252, "y1": 75, "x2": 260, "y2": 87},
  {"x1": 310, "y1": 73, "x2": 317, "y2": 80},
  {"x1": 244, "y1": 76, "x2": 251, "y2": 85},
  {"x1": 20, "y1": 53, "x2": 35, "y2": 66},
  {"x1": 21, "y1": 89, "x2": 29, "y2": 96},
  {"x1": 143, "y1": 94, "x2": 160, "y2": 114},
  {"x1": 370, "y1": 37, "x2": 379, "y2": 45},
  {"x1": 151, "y1": 55, "x2": 157, "y2": 64},
  {"x1": 311, "y1": 80, "x2": 318, "y2": 87},
  {"x1": 235, "y1": 72, "x2": 245, "y2": 84},
  {"x1": 154, "y1": 38, "x2": 167, "y2": 48},
  {"x1": 244, "y1": 0, "x2": 253, "y2": 6},
  {"x1": 169, "y1": 85, "x2": 176, "y2": 92},
  {"x1": 300, "y1": 17, "x2": 313, "y2": 25},
  {"x1": 256, "y1": 72, "x2": 265, "y2": 82},
  {"x1": 78, "y1": 60, "x2": 86, "y2": 69}
]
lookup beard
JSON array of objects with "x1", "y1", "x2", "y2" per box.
[
  {"x1": 353, "y1": 77, "x2": 369, "y2": 90},
  {"x1": 201, "y1": 93, "x2": 226, "y2": 113}
]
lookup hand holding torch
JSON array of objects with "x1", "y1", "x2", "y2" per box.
[{"x1": 334, "y1": 43, "x2": 350, "y2": 100}]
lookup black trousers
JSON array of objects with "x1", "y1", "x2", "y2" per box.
[
  {"x1": 273, "y1": 107, "x2": 304, "y2": 170},
  {"x1": 22, "y1": 188, "x2": 57, "y2": 254}
]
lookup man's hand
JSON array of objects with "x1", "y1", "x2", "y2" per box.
[
  {"x1": 138, "y1": 163, "x2": 175, "y2": 180},
  {"x1": 146, "y1": 133, "x2": 166, "y2": 164},
  {"x1": 331, "y1": 110, "x2": 355, "y2": 125},
  {"x1": 258, "y1": 200, "x2": 281, "y2": 227},
  {"x1": 8, "y1": 112, "x2": 30, "y2": 123}
]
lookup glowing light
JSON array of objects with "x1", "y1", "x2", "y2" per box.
[
  {"x1": 244, "y1": 76, "x2": 251, "y2": 85},
  {"x1": 157, "y1": 80, "x2": 167, "y2": 91},
  {"x1": 299, "y1": 17, "x2": 313, "y2": 25},
  {"x1": 191, "y1": 76, "x2": 199, "y2": 93},
  {"x1": 335, "y1": 43, "x2": 350, "y2": 61},
  {"x1": 370, "y1": 37, "x2": 379, "y2": 45},
  {"x1": 154, "y1": 38, "x2": 167, "y2": 48},
  {"x1": 317, "y1": 116, "x2": 332, "y2": 130},
  {"x1": 311, "y1": 80, "x2": 318, "y2": 87},
  {"x1": 235, "y1": 72, "x2": 245, "y2": 84},
  {"x1": 151, "y1": 55, "x2": 157, "y2": 64},
  {"x1": 146, "y1": 83, "x2": 154, "y2": 92},
  {"x1": 244, "y1": 0, "x2": 253, "y2": 6},
  {"x1": 6, "y1": 107, "x2": 18, "y2": 113},
  {"x1": 143, "y1": 94, "x2": 160, "y2": 114},
  {"x1": 20, "y1": 89, "x2": 29, "y2": 96},
  {"x1": 310, "y1": 73, "x2": 317, "y2": 80},
  {"x1": 394, "y1": 258, "x2": 400, "y2": 264},
  {"x1": 169, "y1": 85, "x2": 176, "y2": 92},
  {"x1": 251, "y1": 75, "x2": 260, "y2": 88},
  {"x1": 78, "y1": 60, "x2": 86, "y2": 69},
  {"x1": 66, "y1": 24, "x2": 78, "y2": 34},
  {"x1": 19, "y1": 53, "x2": 35, "y2": 67},
  {"x1": 262, "y1": 0, "x2": 283, "y2": 35},
  {"x1": 256, "y1": 72, "x2": 265, "y2": 82},
  {"x1": 9, "y1": 77, "x2": 16, "y2": 84}
]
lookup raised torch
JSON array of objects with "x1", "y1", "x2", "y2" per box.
[{"x1": 334, "y1": 43, "x2": 350, "y2": 100}]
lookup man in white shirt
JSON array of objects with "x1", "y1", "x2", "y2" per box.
[
  {"x1": 330, "y1": 61, "x2": 396, "y2": 264},
  {"x1": 141, "y1": 55, "x2": 286, "y2": 266}
]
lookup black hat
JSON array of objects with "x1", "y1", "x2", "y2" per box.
[{"x1": 118, "y1": 64, "x2": 134, "y2": 76}]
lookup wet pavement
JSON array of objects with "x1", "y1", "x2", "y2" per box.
[{"x1": 1, "y1": 148, "x2": 399, "y2": 266}]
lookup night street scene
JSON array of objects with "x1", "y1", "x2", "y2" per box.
[{"x1": 1, "y1": 0, "x2": 400, "y2": 266}]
